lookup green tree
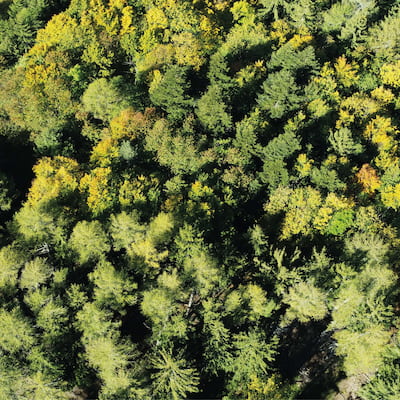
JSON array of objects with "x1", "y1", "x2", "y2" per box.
[
  {"x1": 69, "y1": 220, "x2": 110, "y2": 264},
  {"x1": 202, "y1": 299, "x2": 233, "y2": 376},
  {"x1": 0, "y1": 307, "x2": 35, "y2": 354},
  {"x1": 196, "y1": 85, "x2": 232, "y2": 136},
  {"x1": 150, "y1": 349, "x2": 200, "y2": 400},
  {"x1": 149, "y1": 66, "x2": 193, "y2": 121},
  {"x1": 19, "y1": 257, "x2": 52, "y2": 291},
  {"x1": 257, "y1": 70, "x2": 302, "y2": 119},
  {"x1": 0, "y1": 245, "x2": 24, "y2": 295},
  {"x1": 82, "y1": 76, "x2": 132, "y2": 122},
  {"x1": 90, "y1": 259, "x2": 137, "y2": 311},
  {"x1": 282, "y1": 281, "x2": 328, "y2": 324},
  {"x1": 226, "y1": 331, "x2": 278, "y2": 399},
  {"x1": 328, "y1": 127, "x2": 363, "y2": 156},
  {"x1": 359, "y1": 346, "x2": 400, "y2": 400},
  {"x1": 145, "y1": 119, "x2": 205, "y2": 174}
]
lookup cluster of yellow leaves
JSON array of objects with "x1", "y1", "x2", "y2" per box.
[
  {"x1": 269, "y1": 19, "x2": 292, "y2": 47},
  {"x1": 295, "y1": 153, "x2": 313, "y2": 177},
  {"x1": 173, "y1": 32, "x2": 204, "y2": 70},
  {"x1": 247, "y1": 374, "x2": 293, "y2": 400},
  {"x1": 139, "y1": 0, "x2": 221, "y2": 72},
  {"x1": 187, "y1": 181, "x2": 215, "y2": 216},
  {"x1": 146, "y1": 6, "x2": 168, "y2": 31},
  {"x1": 371, "y1": 86, "x2": 395, "y2": 105},
  {"x1": 235, "y1": 60, "x2": 266, "y2": 87},
  {"x1": 287, "y1": 27, "x2": 313, "y2": 49},
  {"x1": 363, "y1": 116, "x2": 398, "y2": 153},
  {"x1": 190, "y1": 181, "x2": 214, "y2": 198},
  {"x1": 336, "y1": 94, "x2": 380, "y2": 129},
  {"x1": 313, "y1": 193, "x2": 354, "y2": 231},
  {"x1": 307, "y1": 98, "x2": 330, "y2": 118},
  {"x1": 30, "y1": 14, "x2": 82, "y2": 59},
  {"x1": 361, "y1": 116, "x2": 400, "y2": 209},
  {"x1": 163, "y1": 194, "x2": 184, "y2": 212},
  {"x1": 80, "y1": 167, "x2": 114, "y2": 215},
  {"x1": 81, "y1": 0, "x2": 135, "y2": 37},
  {"x1": 118, "y1": 175, "x2": 160, "y2": 208},
  {"x1": 199, "y1": 14, "x2": 220, "y2": 49},
  {"x1": 23, "y1": 63, "x2": 59, "y2": 89},
  {"x1": 91, "y1": 136, "x2": 120, "y2": 167},
  {"x1": 334, "y1": 56, "x2": 359, "y2": 88},
  {"x1": 381, "y1": 184, "x2": 400, "y2": 210},
  {"x1": 28, "y1": 156, "x2": 81, "y2": 207},
  {"x1": 265, "y1": 187, "x2": 355, "y2": 238},
  {"x1": 198, "y1": 0, "x2": 233, "y2": 12},
  {"x1": 356, "y1": 164, "x2": 381, "y2": 194},
  {"x1": 313, "y1": 63, "x2": 340, "y2": 104},
  {"x1": 266, "y1": 186, "x2": 322, "y2": 239},
  {"x1": 90, "y1": 108, "x2": 153, "y2": 167},
  {"x1": 363, "y1": 116, "x2": 399, "y2": 176},
  {"x1": 380, "y1": 60, "x2": 400, "y2": 88},
  {"x1": 230, "y1": 1, "x2": 256, "y2": 24}
]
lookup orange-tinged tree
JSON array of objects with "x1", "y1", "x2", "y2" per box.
[{"x1": 356, "y1": 164, "x2": 382, "y2": 194}]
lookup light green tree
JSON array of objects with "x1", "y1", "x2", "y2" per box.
[
  {"x1": 90, "y1": 259, "x2": 137, "y2": 311},
  {"x1": 0, "y1": 307, "x2": 35, "y2": 354},
  {"x1": 282, "y1": 281, "x2": 328, "y2": 324},
  {"x1": 19, "y1": 257, "x2": 52, "y2": 291},
  {"x1": 82, "y1": 76, "x2": 132, "y2": 122},
  {"x1": 226, "y1": 331, "x2": 278, "y2": 399},
  {"x1": 69, "y1": 220, "x2": 110, "y2": 264},
  {"x1": 150, "y1": 349, "x2": 200, "y2": 400}
]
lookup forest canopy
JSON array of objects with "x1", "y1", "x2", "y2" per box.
[{"x1": 0, "y1": 0, "x2": 400, "y2": 399}]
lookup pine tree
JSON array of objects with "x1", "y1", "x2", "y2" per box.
[{"x1": 150, "y1": 349, "x2": 200, "y2": 400}]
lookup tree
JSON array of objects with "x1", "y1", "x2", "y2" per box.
[
  {"x1": 202, "y1": 299, "x2": 233, "y2": 376},
  {"x1": 0, "y1": 246, "x2": 24, "y2": 295},
  {"x1": 196, "y1": 85, "x2": 232, "y2": 136},
  {"x1": 258, "y1": 0, "x2": 290, "y2": 21},
  {"x1": 145, "y1": 119, "x2": 206, "y2": 175},
  {"x1": 356, "y1": 164, "x2": 381, "y2": 194},
  {"x1": 13, "y1": 204, "x2": 61, "y2": 244},
  {"x1": 149, "y1": 65, "x2": 193, "y2": 121},
  {"x1": 109, "y1": 211, "x2": 145, "y2": 251},
  {"x1": 90, "y1": 259, "x2": 137, "y2": 311},
  {"x1": 85, "y1": 336, "x2": 136, "y2": 398},
  {"x1": 0, "y1": 307, "x2": 35, "y2": 354},
  {"x1": 359, "y1": 347, "x2": 400, "y2": 400},
  {"x1": 257, "y1": 69, "x2": 302, "y2": 118},
  {"x1": 282, "y1": 281, "x2": 328, "y2": 324},
  {"x1": 334, "y1": 325, "x2": 391, "y2": 376},
  {"x1": 126, "y1": 212, "x2": 174, "y2": 272},
  {"x1": 82, "y1": 76, "x2": 132, "y2": 122},
  {"x1": 19, "y1": 257, "x2": 52, "y2": 291},
  {"x1": 150, "y1": 349, "x2": 200, "y2": 400},
  {"x1": 226, "y1": 331, "x2": 278, "y2": 399},
  {"x1": 328, "y1": 127, "x2": 363, "y2": 156},
  {"x1": 366, "y1": 6, "x2": 400, "y2": 62},
  {"x1": 27, "y1": 156, "x2": 81, "y2": 207},
  {"x1": 264, "y1": 186, "x2": 322, "y2": 239},
  {"x1": 79, "y1": 167, "x2": 115, "y2": 215},
  {"x1": 330, "y1": 263, "x2": 395, "y2": 375},
  {"x1": 69, "y1": 220, "x2": 110, "y2": 264},
  {"x1": 322, "y1": 0, "x2": 376, "y2": 43}
]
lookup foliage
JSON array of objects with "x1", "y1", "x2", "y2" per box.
[
  {"x1": 0, "y1": 1, "x2": 399, "y2": 399},
  {"x1": 150, "y1": 349, "x2": 200, "y2": 400}
]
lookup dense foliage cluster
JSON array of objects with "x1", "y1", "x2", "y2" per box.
[{"x1": 0, "y1": 0, "x2": 400, "y2": 399}]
